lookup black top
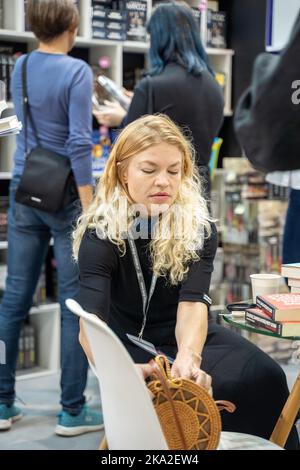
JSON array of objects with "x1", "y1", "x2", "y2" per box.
[
  {"x1": 126, "y1": 64, "x2": 224, "y2": 168},
  {"x1": 78, "y1": 223, "x2": 217, "y2": 347}
]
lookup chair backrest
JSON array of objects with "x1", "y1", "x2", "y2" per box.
[{"x1": 66, "y1": 299, "x2": 168, "y2": 450}]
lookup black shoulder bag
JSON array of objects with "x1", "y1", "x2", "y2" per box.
[{"x1": 15, "y1": 53, "x2": 78, "y2": 213}]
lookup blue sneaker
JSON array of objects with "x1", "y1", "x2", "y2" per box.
[
  {"x1": 0, "y1": 404, "x2": 23, "y2": 431},
  {"x1": 55, "y1": 405, "x2": 104, "y2": 436}
]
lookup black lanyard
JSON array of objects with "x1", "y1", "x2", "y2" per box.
[{"x1": 128, "y1": 230, "x2": 157, "y2": 339}]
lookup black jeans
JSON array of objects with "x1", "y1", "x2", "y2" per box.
[{"x1": 124, "y1": 321, "x2": 299, "y2": 450}]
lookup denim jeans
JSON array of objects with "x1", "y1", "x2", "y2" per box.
[
  {"x1": 0, "y1": 176, "x2": 88, "y2": 414},
  {"x1": 283, "y1": 189, "x2": 300, "y2": 264}
]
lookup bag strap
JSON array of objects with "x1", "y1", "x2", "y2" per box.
[
  {"x1": 147, "y1": 75, "x2": 153, "y2": 115},
  {"x1": 22, "y1": 53, "x2": 41, "y2": 157},
  {"x1": 215, "y1": 400, "x2": 236, "y2": 413},
  {"x1": 154, "y1": 355, "x2": 172, "y2": 379},
  {"x1": 150, "y1": 358, "x2": 188, "y2": 449}
]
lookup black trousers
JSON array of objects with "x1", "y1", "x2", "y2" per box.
[{"x1": 124, "y1": 321, "x2": 300, "y2": 450}]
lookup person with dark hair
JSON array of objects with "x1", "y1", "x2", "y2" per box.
[
  {"x1": 0, "y1": 0, "x2": 103, "y2": 435},
  {"x1": 94, "y1": 1, "x2": 224, "y2": 196}
]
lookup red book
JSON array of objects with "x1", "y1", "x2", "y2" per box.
[
  {"x1": 256, "y1": 293, "x2": 300, "y2": 321},
  {"x1": 245, "y1": 307, "x2": 300, "y2": 336}
]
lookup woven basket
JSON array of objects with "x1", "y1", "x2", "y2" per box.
[{"x1": 147, "y1": 355, "x2": 235, "y2": 450}]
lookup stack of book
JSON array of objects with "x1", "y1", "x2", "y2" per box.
[
  {"x1": 91, "y1": 0, "x2": 147, "y2": 42},
  {"x1": 0, "y1": 114, "x2": 22, "y2": 137},
  {"x1": 281, "y1": 263, "x2": 300, "y2": 294},
  {"x1": 245, "y1": 293, "x2": 300, "y2": 337}
]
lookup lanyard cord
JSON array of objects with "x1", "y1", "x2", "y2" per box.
[{"x1": 128, "y1": 230, "x2": 157, "y2": 339}]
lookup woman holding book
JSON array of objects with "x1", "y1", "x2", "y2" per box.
[
  {"x1": 74, "y1": 114, "x2": 299, "y2": 449},
  {"x1": 93, "y1": 1, "x2": 224, "y2": 197}
]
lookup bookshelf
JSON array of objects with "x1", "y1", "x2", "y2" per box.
[
  {"x1": 17, "y1": 302, "x2": 60, "y2": 380},
  {"x1": 0, "y1": 0, "x2": 234, "y2": 379},
  {"x1": 0, "y1": 0, "x2": 234, "y2": 109}
]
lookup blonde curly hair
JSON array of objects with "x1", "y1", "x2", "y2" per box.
[{"x1": 73, "y1": 114, "x2": 212, "y2": 285}]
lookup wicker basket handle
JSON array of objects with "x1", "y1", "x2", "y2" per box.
[
  {"x1": 149, "y1": 358, "x2": 188, "y2": 449},
  {"x1": 153, "y1": 355, "x2": 172, "y2": 379}
]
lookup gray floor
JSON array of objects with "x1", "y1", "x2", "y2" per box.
[
  {"x1": 0, "y1": 371, "x2": 104, "y2": 450},
  {"x1": 0, "y1": 365, "x2": 299, "y2": 450}
]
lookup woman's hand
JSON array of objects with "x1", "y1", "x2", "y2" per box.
[
  {"x1": 93, "y1": 100, "x2": 127, "y2": 127},
  {"x1": 136, "y1": 362, "x2": 157, "y2": 380},
  {"x1": 171, "y1": 349, "x2": 212, "y2": 396}
]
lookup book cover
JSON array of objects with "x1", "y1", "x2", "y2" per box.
[
  {"x1": 96, "y1": 75, "x2": 131, "y2": 110},
  {"x1": 125, "y1": 0, "x2": 147, "y2": 42},
  {"x1": 256, "y1": 293, "x2": 300, "y2": 321},
  {"x1": 245, "y1": 307, "x2": 300, "y2": 337},
  {"x1": 281, "y1": 263, "x2": 300, "y2": 279},
  {"x1": 207, "y1": 10, "x2": 227, "y2": 49}
]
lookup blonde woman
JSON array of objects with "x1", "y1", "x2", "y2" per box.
[{"x1": 74, "y1": 115, "x2": 299, "y2": 449}]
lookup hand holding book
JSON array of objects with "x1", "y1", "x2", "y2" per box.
[{"x1": 93, "y1": 100, "x2": 127, "y2": 128}]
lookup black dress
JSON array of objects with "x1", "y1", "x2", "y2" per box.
[{"x1": 78, "y1": 226, "x2": 299, "y2": 449}]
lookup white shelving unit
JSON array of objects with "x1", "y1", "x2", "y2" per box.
[
  {"x1": 0, "y1": 0, "x2": 234, "y2": 379},
  {"x1": 17, "y1": 303, "x2": 60, "y2": 380},
  {"x1": 0, "y1": 0, "x2": 234, "y2": 106}
]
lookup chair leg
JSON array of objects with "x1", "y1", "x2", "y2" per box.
[
  {"x1": 99, "y1": 435, "x2": 108, "y2": 450},
  {"x1": 270, "y1": 373, "x2": 300, "y2": 448}
]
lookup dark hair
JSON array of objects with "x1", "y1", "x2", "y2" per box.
[
  {"x1": 147, "y1": 1, "x2": 213, "y2": 76},
  {"x1": 27, "y1": 0, "x2": 79, "y2": 42}
]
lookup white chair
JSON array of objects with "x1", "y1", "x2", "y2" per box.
[
  {"x1": 66, "y1": 298, "x2": 168, "y2": 450},
  {"x1": 66, "y1": 299, "x2": 283, "y2": 451}
]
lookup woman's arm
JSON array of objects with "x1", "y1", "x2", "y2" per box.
[
  {"x1": 172, "y1": 301, "x2": 212, "y2": 394},
  {"x1": 67, "y1": 62, "x2": 94, "y2": 209},
  {"x1": 175, "y1": 301, "x2": 208, "y2": 365},
  {"x1": 171, "y1": 226, "x2": 218, "y2": 392}
]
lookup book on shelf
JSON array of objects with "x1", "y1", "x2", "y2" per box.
[
  {"x1": 207, "y1": 9, "x2": 227, "y2": 49},
  {"x1": 245, "y1": 307, "x2": 300, "y2": 337},
  {"x1": 0, "y1": 115, "x2": 22, "y2": 136},
  {"x1": 125, "y1": 0, "x2": 147, "y2": 42},
  {"x1": 256, "y1": 293, "x2": 300, "y2": 321},
  {"x1": 16, "y1": 320, "x2": 36, "y2": 370},
  {"x1": 281, "y1": 263, "x2": 300, "y2": 279}
]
